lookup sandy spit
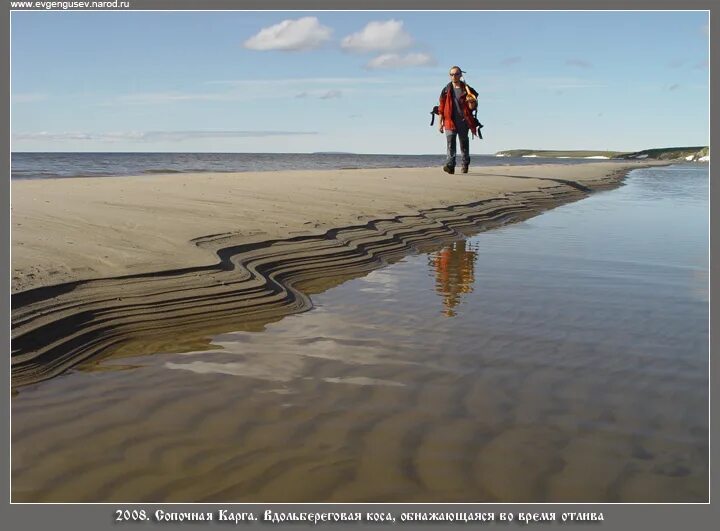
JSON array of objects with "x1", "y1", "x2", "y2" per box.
[{"x1": 11, "y1": 162, "x2": 662, "y2": 294}]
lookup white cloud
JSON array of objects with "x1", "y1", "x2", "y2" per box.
[
  {"x1": 365, "y1": 52, "x2": 436, "y2": 70},
  {"x1": 529, "y1": 76, "x2": 605, "y2": 90},
  {"x1": 206, "y1": 77, "x2": 387, "y2": 86},
  {"x1": 566, "y1": 58, "x2": 593, "y2": 68},
  {"x1": 294, "y1": 89, "x2": 344, "y2": 99},
  {"x1": 13, "y1": 130, "x2": 318, "y2": 143},
  {"x1": 116, "y1": 92, "x2": 239, "y2": 104},
  {"x1": 12, "y1": 93, "x2": 48, "y2": 103},
  {"x1": 499, "y1": 56, "x2": 522, "y2": 66},
  {"x1": 114, "y1": 88, "x2": 326, "y2": 105},
  {"x1": 319, "y1": 89, "x2": 342, "y2": 99},
  {"x1": 243, "y1": 17, "x2": 332, "y2": 51},
  {"x1": 109, "y1": 77, "x2": 378, "y2": 106},
  {"x1": 341, "y1": 20, "x2": 414, "y2": 53}
]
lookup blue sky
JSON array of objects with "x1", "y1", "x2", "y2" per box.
[{"x1": 11, "y1": 10, "x2": 709, "y2": 154}]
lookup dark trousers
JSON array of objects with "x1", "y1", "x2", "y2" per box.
[{"x1": 445, "y1": 124, "x2": 470, "y2": 168}]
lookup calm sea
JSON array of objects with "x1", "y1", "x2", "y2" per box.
[
  {"x1": 11, "y1": 152, "x2": 629, "y2": 180},
  {"x1": 12, "y1": 164, "x2": 708, "y2": 502}
]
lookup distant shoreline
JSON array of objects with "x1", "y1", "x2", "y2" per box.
[
  {"x1": 11, "y1": 152, "x2": 636, "y2": 181},
  {"x1": 495, "y1": 146, "x2": 709, "y2": 162}
]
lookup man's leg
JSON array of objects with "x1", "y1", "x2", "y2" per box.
[
  {"x1": 458, "y1": 126, "x2": 470, "y2": 172},
  {"x1": 444, "y1": 129, "x2": 457, "y2": 173}
]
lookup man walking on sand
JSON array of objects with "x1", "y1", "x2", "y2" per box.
[{"x1": 438, "y1": 66, "x2": 479, "y2": 174}]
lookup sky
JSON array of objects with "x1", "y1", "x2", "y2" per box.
[{"x1": 10, "y1": 10, "x2": 710, "y2": 154}]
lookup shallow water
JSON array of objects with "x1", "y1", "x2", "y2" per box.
[{"x1": 11, "y1": 164, "x2": 708, "y2": 502}]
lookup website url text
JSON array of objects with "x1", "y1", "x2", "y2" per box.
[{"x1": 10, "y1": 1, "x2": 130, "y2": 9}]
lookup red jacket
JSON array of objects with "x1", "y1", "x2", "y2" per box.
[{"x1": 439, "y1": 82, "x2": 478, "y2": 136}]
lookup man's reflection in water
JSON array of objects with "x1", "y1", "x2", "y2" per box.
[{"x1": 429, "y1": 240, "x2": 479, "y2": 317}]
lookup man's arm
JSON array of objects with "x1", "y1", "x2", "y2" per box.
[{"x1": 438, "y1": 89, "x2": 446, "y2": 132}]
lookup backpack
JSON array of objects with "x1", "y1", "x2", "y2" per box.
[{"x1": 430, "y1": 83, "x2": 484, "y2": 139}]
